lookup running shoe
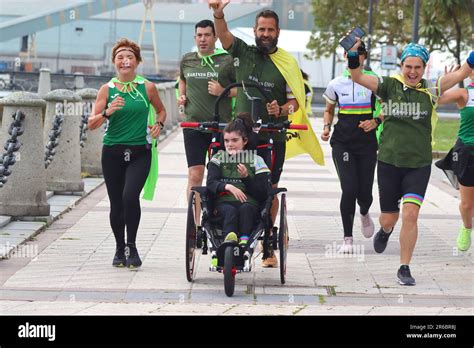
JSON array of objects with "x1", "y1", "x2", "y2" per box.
[
  {"x1": 338, "y1": 237, "x2": 353, "y2": 253},
  {"x1": 224, "y1": 232, "x2": 238, "y2": 243},
  {"x1": 360, "y1": 213, "x2": 375, "y2": 238},
  {"x1": 457, "y1": 226, "x2": 472, "y2": 251},
  {"x1": 397, "y1": 265, "x2": 416, "y2": 286},
  {"x1": 262, "y1": 253, "x2": 278, "y2": 267},
  {"x1": 373, "y1": 227, "x2": 392, "y2": 254},
  {"x1": 112, "y1": 248, "x2": 126, "y2": 267},
  {"x1": 126, "y1": 244, "x2": 142, "y2": 269}
]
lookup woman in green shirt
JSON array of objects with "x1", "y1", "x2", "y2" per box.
[
  {"x1": 348, "y1": 38, "x2": 474, "y2": 286},
  {"x1": 437, "y1": 70, "x2": 474, "y2": 252},
  {"x1": 88, "y1": 38, "x2": 166, "y2": 269}
]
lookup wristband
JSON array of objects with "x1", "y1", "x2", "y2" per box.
[
  {"x1": 279, "y1": 106, "x2": 284, "y2": 117},
  {"x1": 347, "y1": 51, "x2": 358, "y2": 57},
  {"x1": 374, "y1": 117, "x2": 382, "y2": 126},
  {"x1": 156, "y1": 121, "x2": 165, "y2": 130},
  {"x1": 323, "y1": 123, "x2": 331, "y2": 130},
  {"x1": 348, "y1": 53, "x2": 360, "y2": 69},
  {"x1": 213, "y1": 13, "x2": 224, "y2": 20}
]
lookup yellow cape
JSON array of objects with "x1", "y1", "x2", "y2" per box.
[{"x1": 269, "y1": 48, "x2": 325, "y2": 166}]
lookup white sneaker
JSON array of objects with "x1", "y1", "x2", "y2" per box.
[
  {"x1": 360, "y1": 213, "x2": 375, "y2": 238},
  {"x1": 338, "y1": 237, "x2": 353, "y2": 254}
]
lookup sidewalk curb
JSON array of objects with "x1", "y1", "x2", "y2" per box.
[{"x1": 0, "y1": 128, "x2": 179, "y2": 260}]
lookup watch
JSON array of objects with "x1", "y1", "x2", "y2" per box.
[
  {"x1": 374, "y1": 117, "x2": 382, "y2": 126},
  {"x1": 279, "y1": 106, "x2": 284, "y2": 117},
  {"x1": 101, "y1": 109, "x2": 109, "y2": 119},
  {"x1": 156, "y1": 121, "x2": 165, "y2": 130},
  {"x1": 323, "y1": 123, "x2": 332, "y2": 130}
]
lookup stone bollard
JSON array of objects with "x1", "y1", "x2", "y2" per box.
[
  {"x1": 43, "y1": 89, "x2": 84, "y2": 193},
  {"x1": 74, "y1": 72, "x2": 85, "y2": 90},
  {"x1": 0, "y1": 92, "x2": 50, "y2": 216},
  {"x1": 169, "y1": 82, "x2": 179, "y2": 128},
  {"x1": 157, "y1": 84, "x2": 172, "y2": 135},
  {"x1": 37, "y1": 68, "x2": 51, "y2": 98},
  {"x1": 77, "y1": 88, "x2": 102, "y2": 175},
  {"x1": 165, "y1": 82, "x2": 178, "y2": 129}
]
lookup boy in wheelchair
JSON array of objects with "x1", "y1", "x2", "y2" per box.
[{"x1": 206, "y1": 113, "x2": 272, "y2": 247}]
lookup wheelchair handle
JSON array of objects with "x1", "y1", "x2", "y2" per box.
[
  {"x1": 180, "y1": 121, "x2": 308, "y2": 132},
  {"x1": 214, "y1": 81, "x2": 273, "y2": 122}
]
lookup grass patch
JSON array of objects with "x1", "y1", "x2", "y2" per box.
[
  {"x1": 433, "y1": 119, "x2": 459, "y2": 152},
  {"x1": 318, "y1": 295, "x2": 326, "y2": 305}
]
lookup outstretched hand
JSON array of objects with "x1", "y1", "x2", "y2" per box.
[{"x1": 208, "y1": 0, "x2": 230, "y2": 12}]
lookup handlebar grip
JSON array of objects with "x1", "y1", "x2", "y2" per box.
[
  {"x1": 289, "y1": 124, "x2": 308, "y2": 130},
  {"x1": 180, "y1": 122, "x2": 199, "y2": 128}
]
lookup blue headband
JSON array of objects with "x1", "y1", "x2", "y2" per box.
[{"x1": 401, "y1": 43, "x2": 430, "y2": 64}]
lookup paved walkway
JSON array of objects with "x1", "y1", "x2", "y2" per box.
[{"x1": 0, "y1": 118, "x2": 472, "y2": 315}]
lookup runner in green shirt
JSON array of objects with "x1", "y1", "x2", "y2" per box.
[
  {"x1": 178, "y1": 19, "x2": 236, "y2": 202},
  {"x1": 348, "y1": 38, "x2": 474, "y2": 286},
  {"x1": 88, "y1": 38, "x2": 166, "y2": 269},
  {"x1": 437, "y1": 69, "x2": 474, "y2": 252},
  {"x1": 208, "y1": 0, "x2": 300, "y2": 268}
]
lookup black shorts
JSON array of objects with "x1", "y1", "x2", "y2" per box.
[
  {"x1": 377, "y1": 160, "x2": 431, "y2": 212},
  {"x1": 183, "y1": 128, "x2": 213, "y2": 167},
  {"x1": 458, "y1": 154, "x2": 474, "y2": 187},
  {"x1": 257, "y1": 141, "x2": 286, "y2": 185}
]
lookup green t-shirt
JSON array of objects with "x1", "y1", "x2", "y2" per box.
[
  {"x1": 459, "y1": 85, "x2": 474, "y2": 151},
  {"x1": 209, "y1": 150, "x2": 270, "y2": 206},
  {"x1": 180, "y1": 51, "x2": 235, "y2": 123},
  {"x1": 376, "y1": 76, "x2": 440, "y2": 168},
  {"x1": 103, "y1": 81, "x2": 150, "y2": 146},
  {"x1": 227, "y1": 37, "x2": 292, "y2": 143}
]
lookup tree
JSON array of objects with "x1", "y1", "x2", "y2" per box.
[
  {"x1": 307, "y1": 0, "x2": 472, "y2": 72},
  {"x1": 307, "y1": 0, "x2": 414, "y2": 60}
]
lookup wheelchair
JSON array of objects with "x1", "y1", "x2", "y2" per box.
[{"x1": 181, "y1": 81, "x2": 306, "y2": 297}]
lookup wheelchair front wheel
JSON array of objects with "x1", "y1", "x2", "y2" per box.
[
  {"x1": 223, "y1": 245, "x2": 236, "y2": 297},
  {"x1": 279, "y1": 193, "x2": 289, "y2": 284},
  {"x1": 185, "y1": 191, "x2": 198, "y2": 282}
]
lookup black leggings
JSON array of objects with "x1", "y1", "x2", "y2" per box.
[
  {"x1": 216, "y1": 201, "x2": 259, "y2": 237},
  {"x1": 102, "y1": 144, "x2": 151, "y2": 249},
  {"x1": 332, "y1": 147, "x2": 377, "y2": 237}
]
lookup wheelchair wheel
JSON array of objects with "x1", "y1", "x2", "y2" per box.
[
  {"x1": 279, "y1": 193, "x2": 289, "y2": 284},
  {"x1": 223, "y1": 245, "x2": 236, "y2": 297},
  {"x1": 185, "y1": 191, "x2": 198, "y2": 282}
]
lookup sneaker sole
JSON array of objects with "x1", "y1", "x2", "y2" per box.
[
  {"x1": 113, "y1": 263, "x2": 126, "y2": 268},
  {"x1": 397, "y1": 278, "x2": 416, "y2": 286}
]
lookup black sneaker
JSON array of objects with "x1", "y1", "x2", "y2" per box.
[
  {"x1": 397, "y1": 265, "x2": 416, "y2": 286},
  {"x1": 126, "y1": 244, "x2": 142, "y2": 269},
  {"x1": 373, "y1": 227, "x2": 392, "y2": 253},
  {"x1": 112, "y1": 249, "x2": 126, "y2": 267}
]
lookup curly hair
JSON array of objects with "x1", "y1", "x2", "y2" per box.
[{"x1": 111, "y1": 38, "x2": 142, "y2": 63}]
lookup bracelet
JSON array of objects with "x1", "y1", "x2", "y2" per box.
[
  {"x1": 323, "y1": 123, "x2": 331, "y2": 130},
  {"x1": 213, "y1": 13, "x2": 224, "y2": 20},
  {"x1": 374, "y1": 117, "x2": 382, "y2": 126},
  {"x1": 156, "y1": 121, "x2": 165, "y2": 130},
  {"x1": 101, "y1": 109, "x2": 109, "y2": 119}
]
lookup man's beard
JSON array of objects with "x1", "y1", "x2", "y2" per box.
[{"x1": 255, "y1": 36, "x2": 278, "y2": 54}]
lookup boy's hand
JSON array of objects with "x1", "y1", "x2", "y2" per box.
[
  {"x1": 237, "y1": 163, "x2": 248, "y2": 178},
  {"x1": 225, "y1": 184, "x2": 247, "y2": 203}
]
